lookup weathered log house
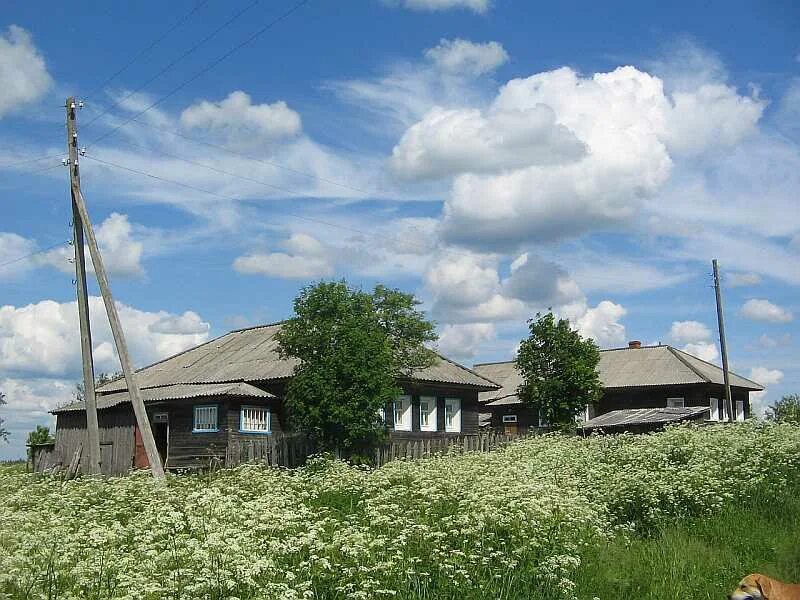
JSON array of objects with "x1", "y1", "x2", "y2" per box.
[
  {"x1": 475, "y1": 341, "x2": 763, "y2": 433},
  {"x1": 49, "y1": 322, "x2": 500, "y2": 474}
]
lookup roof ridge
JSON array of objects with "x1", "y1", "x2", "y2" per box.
[
  {"x1": 670, "y1": 345, "x2": 763, "y2": 388},
  {"x1": 666, "y1": 345, "x2": 711, "y2": 383},
  {"x1": 228, "y1": 319, "x2": 289, "y2": 333},
  {"x1": 473, "y1": 359, "x2": 515, "y2": 367}
]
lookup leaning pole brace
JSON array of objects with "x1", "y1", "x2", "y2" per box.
[{"x1": 65, "y1": 96, "x2": 165, "y2": 480}]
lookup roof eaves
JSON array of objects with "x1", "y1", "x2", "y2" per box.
[{"x1": 430, "y1": 351, "x2": 502, "y2": 389}]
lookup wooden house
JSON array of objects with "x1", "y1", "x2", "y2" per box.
[
  {"x1": 474, "y1": 341, "x2": 763, "y2": 433},
  {"x1": 49, "y1": 322, "x2": 500, "y2": 474}
]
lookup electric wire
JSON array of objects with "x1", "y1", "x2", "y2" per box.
[
  {"x1": 82, "y1": 0, "x2": 259, "y2": 131},
  {"x1": 86, "y1": 0, "x2": 312, "y2": 148},
  {"x1": 81, "y1": 152, "x2": 698, "y2": 289},
  {"x1": 0, "y1": 240, "x2": 72, "y2": 271},
  {"x1": 82, "y1": 0, "x2": 213, "y2": 102}
]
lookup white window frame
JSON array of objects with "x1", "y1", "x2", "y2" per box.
[
  {"x1": 419, "y1": 396, "x2": 437, "y2": 432},
  {"x1": 393, "y1": 395, "x2": 412, "y2": 431},
  {"x1": 378, "y1": 406, "x2": 386, "y2": 425},
  {"x1": 735, "y1": 400, "x2": 745, "y2": 422},
  {"x1": 239, "y1": 405, "x2": 271, "y2": 434},
  {"x1": 193, "y1": 404, "x2": 219, "y2": 433},
  {"x1": 709, "y1": 398, "x2": 719, "y2": 422},
  {"x1": 444, "y1": 397, "x2": 461, "y2": 433},
  {"x1": 667, "y1": 397, "x2": 685, "y2": 409},
  {"x1": 502, "y1": 414, "x2": 517, "y2": 423}
]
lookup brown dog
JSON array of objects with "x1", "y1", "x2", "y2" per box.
[{"x1": 729, "y1": 574, "x2": 800, "y2": 600}]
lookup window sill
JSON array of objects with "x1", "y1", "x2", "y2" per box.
[
  {"x1": 239, "y1": 430, "x2": 272, "y2": 435},
  {"x1": 192, "y1": 429, "x2": 219, "y2": 433},
  {"x1": 393, "y1": 427, "x2": 412, "y2": 432}
]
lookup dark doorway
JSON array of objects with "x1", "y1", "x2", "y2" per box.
[
  {"x1": 152, "y1": 422, "x2": 168, "y2": 465},
  {"x1": 134, "y1": 419, "x2": 169, "y2": 469}
]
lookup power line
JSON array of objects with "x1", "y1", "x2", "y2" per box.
[
  {"x1": 87, "y1": 0, "x2": 312, "y2": 148},
  {"x1": 84, "y1": 106, "x2": 379, "y2": 197},
  {"x1": 83, "y1": 0, "x2": 258, "y2": 131},
  {"x1": 83, "y1": 0, "x2": 213, "y2": 101},
  {"x1": 0, "y1": 154, "x2": 65, "y2": 170},
  {"x1": 81, "y1": 152, "x2": 697, "y2": 289},
  {"x1": 0, "y1": 240, "x2": 71, "y2": 271}
]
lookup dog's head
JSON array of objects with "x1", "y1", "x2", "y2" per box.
[{"x1": 729, "y1": 574, "x2": 772, "y2": 600}]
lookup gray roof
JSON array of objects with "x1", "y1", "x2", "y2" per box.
[
  {"x1": 580, "y1": 406, "x2": 710, "y2": 429},
  {"x1": 53, "y1": 382, "x2": 274, "y2": 413},
  {"x1": 96, "y1": 322, "x2": 499, "y2": 395},
  {"x1": 475, "y1": 344, "x2": 763, "y2": 404}
]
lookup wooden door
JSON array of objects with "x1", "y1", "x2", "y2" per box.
[
  {"x1": 134, "y1": 423, "x2": 168, "y2": 469},
  {"x1": 134, "y1": 426, "x2": 149, "y2": 469},
  {"x1": 504, "y1": 423, "x2": 518, "y2": 435}
]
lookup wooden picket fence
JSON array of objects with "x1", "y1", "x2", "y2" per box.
[{"x1": 226, "y1": 430, "x2": 531, "y2": 469}]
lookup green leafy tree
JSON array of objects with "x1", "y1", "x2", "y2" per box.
[
  {"x1": 277, "y1": 280, "x2": 437, "y2": 458},
  {"x1": 766, "y1": 393, "x2": 800, "y2": 424},
  {"x1": 75, "y1": 372, "x2": 121, "y2": 402},
  {"x1": 0, "y1": 392, "x2": 9, "y2": 442},
  {"x1": 516, "y1": 311, "x2": 602, "y2": 427},
  {"x1": 26, "y1": 425, "x2": 53, "y2": 460}
]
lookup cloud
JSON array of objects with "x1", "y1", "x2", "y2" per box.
[
  {"x1": 502, "y1": 253, "x2": 582, "y2": 306},
  {"x1": 36, "y1": 213, "x2": 145, "y2": 277},
  {"x1": 749, "y1": 366, "x2": 784, "y2": 417},
  {"x1": 437, "y1": 323, "x2": 495, "y2": 361},
  {"x1": 669, "y1": 320, "x2": 712, "y2": 344},
  {"x1": 389, "y1": 104, "x2": 586, "y2": 180},
  {"x1": 682, "y1": 341, "x2": 718, "y2": 363},
  {"x1": 727, "y1": 272, "x2": 762, "y2": 287},
  {"x1": 384, "y1": 0, "x2": 490, "y2": 13},
  {"x1": 0, "y1": 26, "x2": 52, "y2": 118},
  {"x1": 572, "y1": 300, "x2": 627, "y2": 348},
  {"x1": 374, "y1": 60, "x2": 762, "y2": 251},
  {"x1": 233, "y1": 233, "x2": 335, "y2": 279},
  {"x1": 740, "y1": 298, "x2": 793, "y2": 323},
  {"x1": 0, "y1": 297, "x2": 211, "y2": 379},
  {"x1": 0, "y1": 232, "x2": 37, "y2": 279},
  {"x1": 749, "y1": 333, "x2": 792, "y2": 351},
  {"x1": 180, "y1": 91, "x2": 302, "y2": 145},
  {"x1": 424, "y1": 38, "x2": 508, "y2": 76},
  {"x1": 148, "y1": 311, "x2": 210, "y2": 335}
]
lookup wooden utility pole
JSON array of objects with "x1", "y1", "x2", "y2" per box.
[
  {"x1": 66, "y1": 98, "x2": 101, "y2": 475},
  {"x1": 65, "y1": 97, "x2": 165, "y2": 480},
  {"x1": 712, "y1": 259, "x2": 734, "y2": 422}
]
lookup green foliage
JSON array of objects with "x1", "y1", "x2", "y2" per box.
[
  {"x1": 25, "y1": 425, "x2": 53, "y2": 460},
  {"x1": 75, "y1": 372, "x2": 122, "y2": 402},
  {"x1": 1, "y1": 424, "x2": 799, "y2": 599},
  {"x1": 0, "y1": 391, "x2": 8, "y2": 443},
  {"x1": 766, "y1": 393, "x2": 800, "y2": 424},
  {"x1": 276, "y1": 280, "x2": 437, "y2": 457},
  {"x1": 515, "y1": 311, "x2": 602, "y2": 426}
]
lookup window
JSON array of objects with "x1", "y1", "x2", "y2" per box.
[
  {"x1": 378, "y1": 406, "x2": 386, "y2": 424},
  {"x1": 240, "y1": 405, "x2": 270, "y2": 433},
  {"x1": 736, "y1": 400, "x2": 745, "y2": 422},
  {"x1": 419, "y1": 396, "x2": 437, "y2": 431},
  {"x1": 444, "y1": 398, "x2": 461, "y2": 432},
  {"x1": 502, "y1": 414, "x2": 517, "y2": 423},
  {"x1": 667, "y1": 397, "x2": 685, "y2": 409},
  {"x1": 193, "y1": 405, "x2": 218, "y2": 433},
  {"x1": 709, "y1": 398, "x2": 719, "y2": 422},
  {"x1": 394, "y1": 395, "x2": 412, "y2": 431}
]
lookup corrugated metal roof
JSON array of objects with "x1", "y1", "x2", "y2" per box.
[
  {"x1": 475, "y1": 344, "x2": 763, "y2": 403},
  {"x1": 580, "y1": 406, "x2": 709, "y2": 429},
  {"x1": 53, "y1": 382, "x2": 274, "y2": 413},
  {"x1": 97, "y1": 322, "x2": 499, "y2": 394}
]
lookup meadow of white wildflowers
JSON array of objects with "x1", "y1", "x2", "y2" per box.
[{"x1": 1, "y1": 422, "x2": 799, "y2": 600}]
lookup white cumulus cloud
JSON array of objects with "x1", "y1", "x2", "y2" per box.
[
  {"x1": 740, "y1": 298, "x2": 793, "y2": 323},
  {"x1": 573, "y1": 300, "x2": 627, "y2": 348},
  {"x1": 0, "y1": 26, "x2": 53, "y2": 118},
  {"x1": 669, "y1": 320, "x2": 712, "y2": 344},
  {"x1": 437, "y1": 323, "x2": 495, "y2": 361},
  {"x1": 424, "y1": 38, "x2": 508, "y2": 76},
  {"x1": 180, "y1": 90, "x2": 302, "y2": 143},
  {"x1": 682, "y1": 341, "x2": 719, "y2": 363},
  {"x1": 384, "y1": 0, "x2": 490, "y2": 13},
  {"x1": 749, "y1": 366, "x2": 785, "y2": 417},
  {"x1": 233, "y1": 233, "x2": 334, "y2": 279}
]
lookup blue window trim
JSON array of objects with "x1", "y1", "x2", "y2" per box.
[
  {"x1": 192, "y1": 404, "x2": 219, "y2": 433},
  {"x1": 239, "y1": 405, "x2": 272, "y2": 434}
]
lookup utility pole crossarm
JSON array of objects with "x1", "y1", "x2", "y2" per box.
[{"x1": 65, "y1": 96, "x2": 165, "y2": 480}]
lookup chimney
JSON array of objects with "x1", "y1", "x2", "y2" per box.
[{"x1": 628, "y1": 340, "x2": 642, "y2": 349}]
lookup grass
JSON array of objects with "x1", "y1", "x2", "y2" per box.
[{"x1": 570, "y1": 484, "x2": 800, "y2": 600}]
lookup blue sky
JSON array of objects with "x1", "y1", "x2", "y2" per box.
[{"x1": 1, "y1": 0, "x2": 799, "y2": 458}]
